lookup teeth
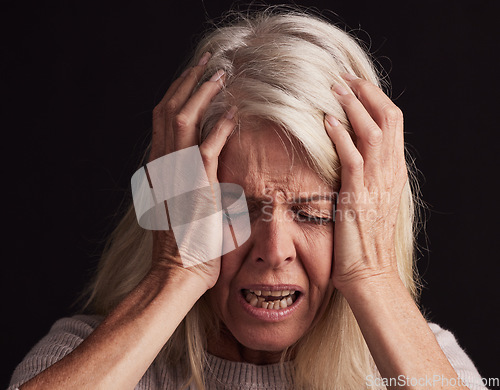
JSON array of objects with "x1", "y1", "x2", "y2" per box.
[{"x1": 243, "y1": 289, "x2": 299, "y2": 309}]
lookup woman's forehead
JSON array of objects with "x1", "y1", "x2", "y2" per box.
[
  {"x1": 218, "y1": 122, "x2": 331, "y2": 197},
  {"x1": 222, "y1": 120, "x2": 304, "y2": 165}
]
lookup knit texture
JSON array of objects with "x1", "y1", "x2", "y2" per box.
[{"x1": 8, "y1": 315, "x2": 487, "y2": 389}]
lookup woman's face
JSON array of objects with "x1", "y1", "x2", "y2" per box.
[{"x1": 206, "y1": 120, "x2": 335, "y2": 364}]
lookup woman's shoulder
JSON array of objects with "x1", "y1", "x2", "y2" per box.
[
  {"x1": 8, "y1": 314, "x2": 105, "y2": 390},
  {"x1": 428, "y1": 322, "x2": 487, "y2": 390},
  {"x1": 46, "y1": 314, "x2": 104, "y2": 336},
  {"x1": 8, "y1": 314, "x2": 187, "y2": 390},
  {"x1": 27, "y1": 314, "x2": 105, "y2": 353},
  {"x1": 428, "y1": 321, "x2": 478, "y2": 366}
]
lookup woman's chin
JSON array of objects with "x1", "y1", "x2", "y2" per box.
[{"x1": 230, "y1": 323, "x2": 302, "y2": 355}]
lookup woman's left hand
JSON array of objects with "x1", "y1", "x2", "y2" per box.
[
  {"x1": 324, "y1": 73, "x2": 408, "y2": 294},
  {"x1": 323, "y1": 75, "x2": 471, "y2": 389}
]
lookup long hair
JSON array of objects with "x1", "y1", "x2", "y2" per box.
[{"x1": 83, "y1": 7, "x2": 422, "y2": 390}]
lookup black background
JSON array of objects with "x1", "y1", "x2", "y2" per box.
[{"x1": 2, "y1": 0, "x2": 499, "y2": 387}]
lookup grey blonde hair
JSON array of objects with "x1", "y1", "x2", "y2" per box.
[{"x1": 84, "y1": 7, "x2": 421, "y2": 390}]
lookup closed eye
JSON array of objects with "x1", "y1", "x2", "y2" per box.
[{"x1": 294, "y1": 209, "x2": 333, "y2": 225}]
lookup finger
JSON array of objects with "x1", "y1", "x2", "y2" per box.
[
  {"x1": 169, "y1": 65, "x2": 211, "y2": 115},
  {"x1": 341, "y1": 74, "x2": 403, "y2": 163},
  {"x1": 159, "y1": 70, "x2": 189, "y2": 106},
  {"x1": 340, "y1": 73, "x2": 398, "y2": 128},
  {"x1": 173, "y1": 70, "x2": 226, "y2": 150},
  {"x1": 393, "y1": 108, "x2": 405, "y2": 168},
  {"x1": 150, "y1": 53, "x2": 212, "y2": 161},
  {"x1": 151, "y1": 76, "x2": 186, "y2": 162},
  {"x1": 199, "y1": 106, "x2": 238, "y2": 183},
  {"x1": 332, "y1": 82, "x2": 383, "y2": 175},
  {"x1": 160, "y1": 52, "x2": 212, "y2": 106},
  {"x1": 324, "y1": 114, "x2": 364, "y2": 190}
]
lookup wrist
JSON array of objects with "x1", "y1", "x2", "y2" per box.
[
  {"x1": 335, "y1": 268, "x2": 405, "y2": 304},
  {"x1": 149, "y1": 262, "x2": 211, "y2": 298}
]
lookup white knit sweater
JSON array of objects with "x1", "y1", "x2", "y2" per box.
[{"x1": 8, "y1": 315, "x2": 488, "y2": 389}]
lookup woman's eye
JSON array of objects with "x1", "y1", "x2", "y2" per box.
[{"x1": 295, "y1": 210, "x2": 333, "y2": 225}]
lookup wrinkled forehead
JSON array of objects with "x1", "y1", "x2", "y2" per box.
[
  {"x1": 222, "y1": 117, "x2": 307, "y2": 166},
  {"x1": 218, "y1": 119, "x2": 332, "y2": 200}
]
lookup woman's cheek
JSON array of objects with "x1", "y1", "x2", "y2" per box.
[{"x1": 300, "y1": 225, "x2": 334, "y2": 272}]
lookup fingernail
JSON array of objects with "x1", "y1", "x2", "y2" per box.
[
  {"x1": 225, "y1": 106, "x2": 238, "y2": 120},
  {"x1": 325, "y1": 114, "x2": 340, "y2": 127},
  {"x1": 198, "y1": 52, "x2": 212, "y2": 66},
  {"x1": 333, "y1": 83, "x2": 349, "y2": 96},
  {"x1": 210, "y1": 69, "x2": 225, "y2": 82},
  {"x1": 341, "y1": 72, "x2": 359, "y2": 81},
  {"x1": 180, "y1": 68, "x2": 190, "y2": 78}
]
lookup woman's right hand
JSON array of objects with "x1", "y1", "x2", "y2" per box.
[
  {"x1": 148, "y1": 52, "x2": 236, "y2": 291},
  {"x1": 18, "y1": 53, "x2": 235, "y2": 390}
]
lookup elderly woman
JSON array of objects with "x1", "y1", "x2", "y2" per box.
[{"x1": 9, "y1": 9, "x2": 486, "y2": 390}]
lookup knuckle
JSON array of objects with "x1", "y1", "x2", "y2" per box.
[
  {"x1": 152, "y1": 104, "x2": 165, "y2": 118},
  {"x1": 173, "y1": 112, "x2": 190, "y2": 130},
  {"x1": 366, "y1": 128, "x2": 383, "y2": 147},
  {"x1": 186, "y1": 66, "x2": 203, "y2": 82},
  {"x1": 200, "y1": 80, "x2": 221, "y2": 94},
  {"x1": 355, "y1": 78, "x2": 373, "y2": 92},
  {"x1": 186, "y1": 66, "x2": 198, "y2": 78},
  {"x1": 196, "y1": 82, "x2": 213, "y2": 96},
  {"x1": 382, "y1": 104, "x2": 403, "y2": 125},
  {"x1": 345, "y1": 154, "x2": 364, "y2": 173},
  {"x1": 165, "y1": 99, "x2": 179, "y2": 116},
  {"x1": 342, "y1": 93, "x2": 357, "y2": 106},
  {"x1": 199, "y1": 146, "x2": 216, "y2": 164}
]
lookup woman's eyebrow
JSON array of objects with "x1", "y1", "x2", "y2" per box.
[
  {"x1": 292, "y1": 194, "x2": 336, "y2": 203},
  {"x1": 245, "y1": 195, "x2": 270, "y2": 204},
  {"x1": 242, "y1": 194, "x2": 336, "y2": 204}
]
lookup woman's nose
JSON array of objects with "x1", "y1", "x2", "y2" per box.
[{"x1": 250, "y1": 210, "x2": 296, "y2": 269}]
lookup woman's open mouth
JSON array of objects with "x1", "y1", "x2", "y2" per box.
[{"x1": 241, "y1": 289, "x2": 301, "y2": 310}]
